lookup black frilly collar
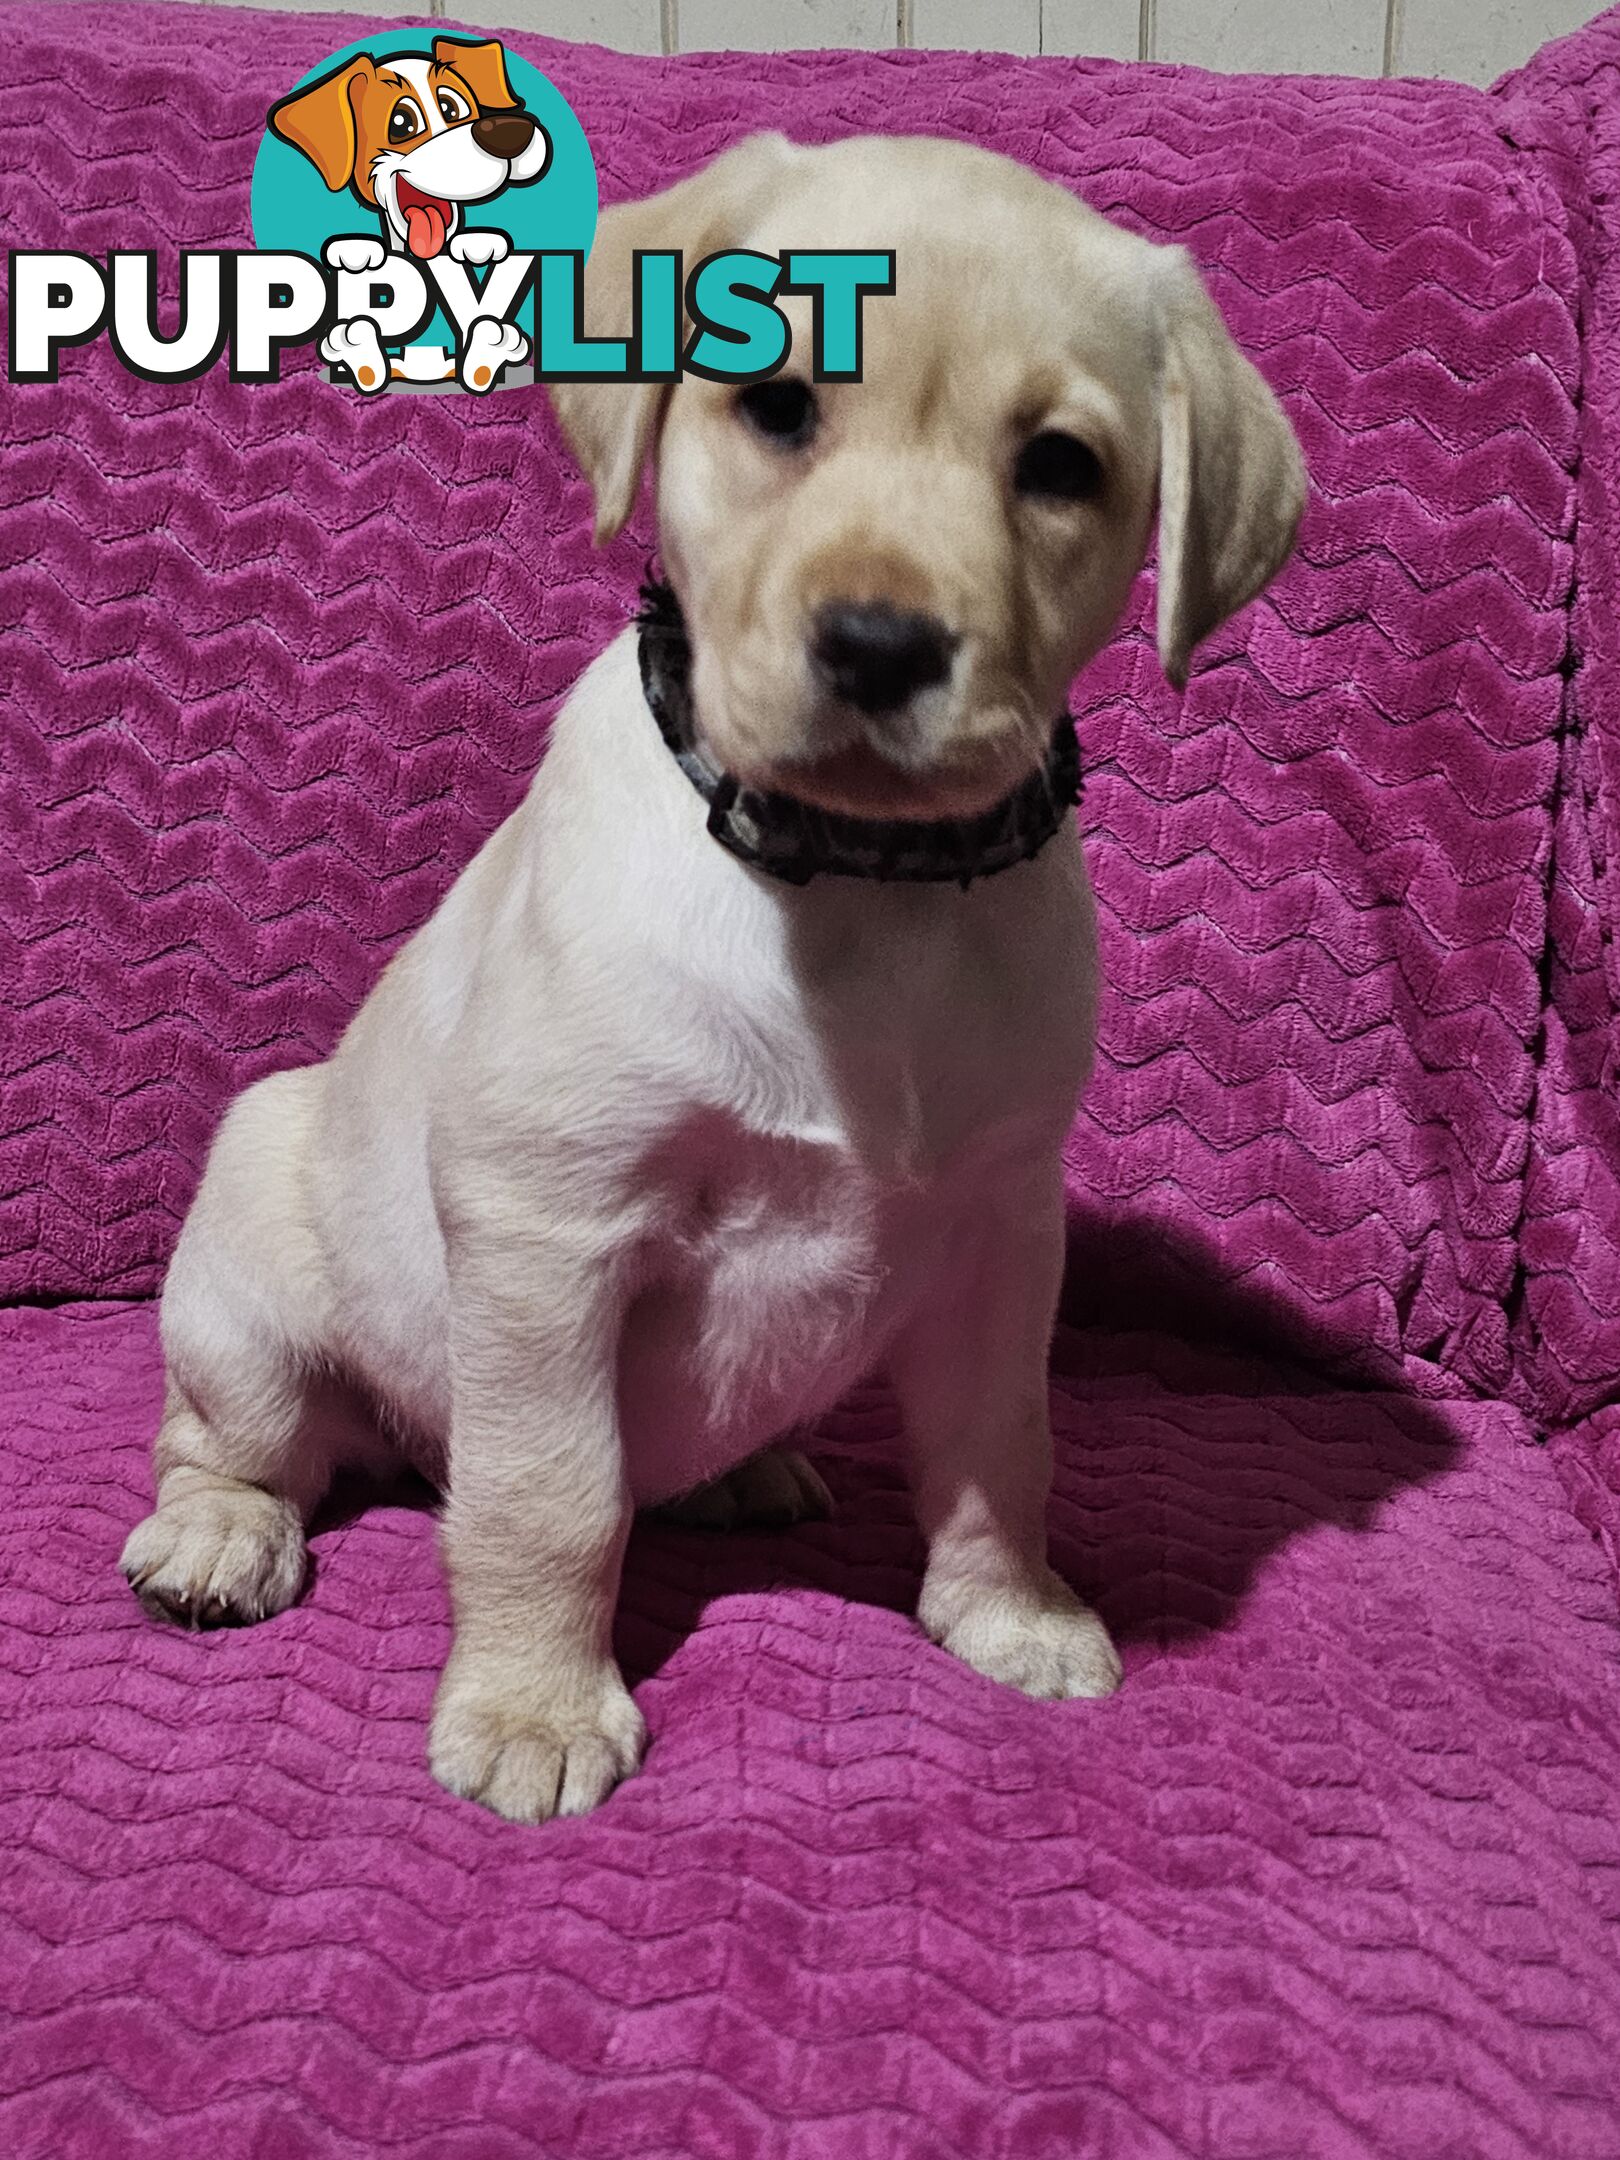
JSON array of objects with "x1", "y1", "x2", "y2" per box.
[{"x1": 635, "y1": 579, "x2": 1080, "y2": 889}]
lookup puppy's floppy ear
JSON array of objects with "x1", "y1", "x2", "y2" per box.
[
  {"x1": 268, "y1": 57, "x2": 374, "y2": 193},
  {"x1": 548, "y1": 132, "x2": 799, "y2": 544},
  {"x1": 434, "y1": 37, "x2": 518, "y2": 112},
  {"x1": 1153, "y1": 248, "x2": 1306, "y2": 689}
]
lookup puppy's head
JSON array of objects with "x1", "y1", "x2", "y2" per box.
[
  {"x1": 551, "y1": 134, "x2": 1306, "y2": 821},
  {"x1": 268, "y1": 39, "x2": 551, "y2": 260}
]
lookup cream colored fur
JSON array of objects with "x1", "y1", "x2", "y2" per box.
[{"x1": 120, "y1": 134, "x2": 1304, "y2": 1822}]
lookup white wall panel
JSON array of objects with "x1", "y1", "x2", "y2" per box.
[
  {"x1": 911, "y1": 0, "x2": 1041, "y2": 51},
  {"x1": 214, "y1": 0, "x2": 400, "y2": 14},
  {"x1": 1155, "y1": 0, "x2": 1385, "y2": 73},
  {"x1": 1040, "y1": 0, "x2": 1142, "y2": 58},
  {"x1": 678, "y1": 0, "x2": 895, "y2": 48},
  {"x1": 446, "y1": 0, "x2": 665, "y2": 49},
  {"x1": 1395, "y1": 0, "x2": 1597, "y2": 83},
  {"x1": 87, "y1": 0, "x2": 1620, "y2": 100}
]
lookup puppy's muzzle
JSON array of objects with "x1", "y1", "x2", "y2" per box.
[
  {"x1": 809, "y1": 601, "x2": 957, "y2": 717},
  {"x1": 472, "y1": 109, "x2": 539, "y2": 160}
]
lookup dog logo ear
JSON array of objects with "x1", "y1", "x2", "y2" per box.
[
  {"x1": 268, "y1": 57, "x2": 375, "y2": 192},
  {"x1": 432, "y1": 37, "x2": 518, "y2": 113}
]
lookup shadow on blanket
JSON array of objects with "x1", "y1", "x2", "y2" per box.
[{"x1": 303, "y1": 1210, "x2": 1462, "y2": 1673}]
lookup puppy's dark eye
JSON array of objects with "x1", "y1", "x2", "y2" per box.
[
  {"x1": 387, "y1": 97, "x2": 425, "y2": 144},
  {"x1": 437, "y1": 89, "x2": 471, "y2": 124},
  {"x1": 1015, "y1": 430, "x2": 1104, "y2": 503},
  {"x1": 736, "y1": 377, "x2": 818, "y2": 449}
]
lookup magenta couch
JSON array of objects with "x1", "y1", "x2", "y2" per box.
[{"x1": 6, "y1": 5, "x2": 1620, "y2": 2155}]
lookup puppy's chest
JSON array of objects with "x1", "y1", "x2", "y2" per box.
[
  {"x1": 616, "y1": 1099, "x2": 947, "y2": 1498},
  {"x1": 609, "y1": 876, "x2": 1090, "y2": 1496}
]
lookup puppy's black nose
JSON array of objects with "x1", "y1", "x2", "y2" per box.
[
  {"x1": 810, "y1": 602, "x2": 956, "y2": 715},
  {"x1": 472, "y1": 108, "x2": 537, "y2": 159}
]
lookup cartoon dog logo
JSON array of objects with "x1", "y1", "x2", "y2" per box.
[{"x1": 269, "y1": 37, "x2": 551, "y2": 392}]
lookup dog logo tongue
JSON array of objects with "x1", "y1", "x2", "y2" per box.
[{"x1": 404, "y1": 198, "x2": 448, "y2": 259}]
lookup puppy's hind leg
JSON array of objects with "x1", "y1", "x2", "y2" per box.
[
  {"x1": 653, "y1": 1445, "x2": 832, "y2": 1532},
  {"x1": 121, "y1": 1070, "x2": 338, "y2": 1629}
]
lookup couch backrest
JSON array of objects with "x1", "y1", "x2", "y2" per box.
[
  {"x1": 0, "y1": 2, "x2": 1588, "y2": 1411},
  {"x1": 1489, "y1": 16, "x2": 1620, "y2": 1446}
]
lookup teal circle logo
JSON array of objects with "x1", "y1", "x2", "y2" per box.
[{"x1": 250, "y1": 34, "x2": 597, "y2": 393}]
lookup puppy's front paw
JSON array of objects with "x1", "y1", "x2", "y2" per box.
[
  {"x1": 925, "y1": 1574, "x2": 1121, "y2": 1701},
  {"x1": 120, "y1": 1485, "x2": 306, "y2": 1629},
  {"x1": 429, "y1": 1663, "x2": 646, "y2": 1822},
  {"x1": 448, "y1": 229, "x2": 510, "y2": 267}
]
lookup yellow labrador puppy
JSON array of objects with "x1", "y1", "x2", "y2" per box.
[{"x1": 120, "y1": 135, "x2": 1304, "y2": 1822}]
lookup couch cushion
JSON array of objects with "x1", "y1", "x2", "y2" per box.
[
  {"x1": 0, "y1": 2, "x2": 1582, "y2": 1406},
  {"x1": 1489, "y1": 17, "x2": 1620, "y2": 1503},
  {"x1": 4, "y1": 1302, "x2": 1619, "y2": 2158}
]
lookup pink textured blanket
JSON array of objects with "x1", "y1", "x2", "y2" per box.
[{"x1": 4, "y1": 5, "x2": 1620, "y2": 2155}]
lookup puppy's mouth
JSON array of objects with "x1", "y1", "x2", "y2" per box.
[
  {"x1": 761, "y1": 736, "x2": 1035, "y2": 823},
  {"x1": 683, "y1": 618, "x2": 1041, "y2": 822},
  {"x1": 395, "y1": 178, "x2": 455, "y2": 261}
]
